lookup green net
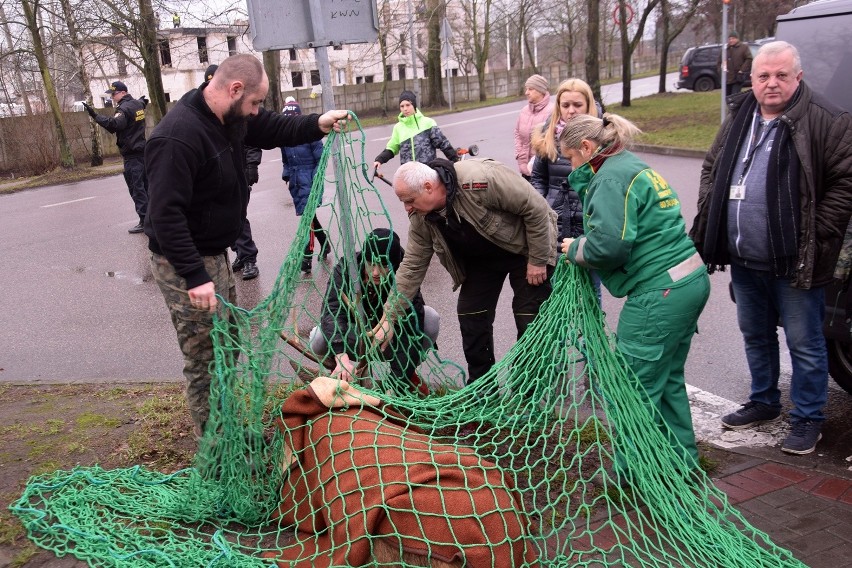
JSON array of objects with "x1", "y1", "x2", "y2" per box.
[{"x1": 11, "y1": 118, "x2": 806, "y2": 568}]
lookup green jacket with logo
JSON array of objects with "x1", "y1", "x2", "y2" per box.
[
  {"x1": 565, "y1": 150, "x2": 697, "y2": 298},
  {"x1": 393, "y1": 159, "x2": 557, "y2": 306}
]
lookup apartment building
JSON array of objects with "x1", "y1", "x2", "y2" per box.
[{"x1": 84, "y1": 1, "x2": 468, "y2": 108}]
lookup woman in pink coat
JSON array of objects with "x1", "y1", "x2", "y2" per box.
[{"x1": 514, "y1": 74, "x2": 553, "y2": 180}]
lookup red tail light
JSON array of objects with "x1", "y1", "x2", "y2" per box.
[{"x1": 681, "y1": 65, "x2": 689, "y2": 77}]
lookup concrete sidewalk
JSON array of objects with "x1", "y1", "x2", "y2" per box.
[{"x1": 712, "y1": 448, "x2": 852, "y2": 568}]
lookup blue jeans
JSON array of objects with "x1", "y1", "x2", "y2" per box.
[{"x1": 730, "y1": 264, "x2": 828, "y2": 421}]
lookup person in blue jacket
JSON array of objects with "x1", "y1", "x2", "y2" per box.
[{"x1": 281, "y1": 96, "x2": 328, "y2": 273}]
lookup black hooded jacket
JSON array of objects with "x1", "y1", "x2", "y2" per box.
[
  {"x1": 144, "y1": 85, "x2": 324, "y2": 288},
  {"x1": 320, "y1": 229, "x2": 426, "y2": 359}
]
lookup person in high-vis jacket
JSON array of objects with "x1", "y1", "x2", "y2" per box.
[
  {"x1": 373, "y1": 91, "x2": 458, "y2": 174},
  {"x1": 84, "y1": 81, "x2": 148, "y2": 233},
  {"x1": 560, "y1": 113, "x2": 710, "y2": 466}
]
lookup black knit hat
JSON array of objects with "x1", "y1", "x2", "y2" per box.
[
  {"x1": 361, "y1": 228, "x2": 404, "y2": 271},
  {"x1": 204, "y1": 64, "x2": 218, "y2": 82},
  {"x1": 399, "y1": 90, "x2": 417, "y2": 110}
]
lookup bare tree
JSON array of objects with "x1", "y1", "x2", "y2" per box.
[
  {"x1": 455, "y1": 0, "x2": 492, "y2": 101},
  {"x1": 263, "y1": 50, "x2": 280, "y2": 112},
  {"x1": 0, "y1": 2, "x2": 34, "y2": 114},
  {"x1": 424, "y1": 0, "x2": 446, "y2": 106},
  {"x1": 21, "y1": 0, "x2": 75, "y2": 168},
  {"x1": 616, "y1": 0, "x2": 660, "y2": 106},
  {"x1": 538, "y1": 0, "x2": 584, "y2": 77},
  {"x1": 656, "y1": 0, "x2": 701, "y2": 93},
  {"x1": 585, "y1": 0, "x2": 602, "y2": 103},
  {"x1": 58, "y1": 0, "x2": 104, "y2": 165}
]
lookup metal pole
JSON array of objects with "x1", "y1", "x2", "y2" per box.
[
  {"x1": 721, "y1": 2, "x2": 728, "y2": 123},
  {"x1": 506, "y1": 21, "x2": 510, "y2": 69},
  {"x1": 442, "y1": 16, "x2": 453, "y2": 110},
  {"x1": 307, "y1": 0, "x2": 362, "y2": 307},
  {"x1": 407, "y1": 0, "x2": 419, "y2": 98}
]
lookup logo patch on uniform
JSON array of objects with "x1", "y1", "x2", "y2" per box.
[{"x1": 461, "y1": 182, "x2": 488, "y2": 190}]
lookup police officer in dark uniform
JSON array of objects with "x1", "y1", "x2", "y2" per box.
[{"x1": 83, "y1": 81, "x2": 149, "y2": 233}]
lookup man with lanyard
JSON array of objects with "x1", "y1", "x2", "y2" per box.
[{"x1": 690, "y1": 41, "x2": 852, "y2": 455}]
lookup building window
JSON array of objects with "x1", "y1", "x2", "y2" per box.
[
  {"x1": 197, "y1": 37, "x2": 208, "y2": 63},
  {"x1": 385, "y1": 65, "x2": 392, "y2": 81},
  {"x1": 336, "y1": 68, "x2": 346, "y2": 84},
  {"x1": 292, "y1": 71, "x2": 304, "y2": 88},
  {"x1": 356, "y1": 75, "x2": 375, "y2": 84},
  {"x1": 164, "y1": 93, "x2": 171, "y2": 102},
  {"x1": 310, "y1": 70, "x2": 321, "y2": 85},
  {"x1": 333, "y1": 44, "x2": 343, "y2": 50},
  {"x1": 452, "y1": 68, "x2": 459, "y2": 77},
  {"x1": 398, "y1": 64, "x2": 406, "y2": 80},
  {"x1": 289, "y1": 48, "x2": 297, "y2": 61},
  {"x1": 400, "y1": 34, "x2": 406, "y2": 55},
  {"x1": 227, "y1": 36, "x2": 237, "y2": 56},
  {"x1": 117, "y1": 50, "x2": 127, "y2": 75},
  {"x1": 159, "y1": 39, "x2": 172, "y2": 67}
]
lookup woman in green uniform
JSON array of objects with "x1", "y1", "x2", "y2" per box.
[{"x1": 559, "y1": 113, "x2": 710, "y2": 465}]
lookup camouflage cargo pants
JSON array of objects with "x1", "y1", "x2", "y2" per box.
[{"x1": 150, "y1": 252, "x2": 236, "y2": 437}]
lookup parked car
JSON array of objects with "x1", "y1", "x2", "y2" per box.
[
  {"x1": 675, "y1": 41, "x2": 764, "y2": 92},
  {"x1": 775, "y1": 0, "x2": 852, "y2": 394}
]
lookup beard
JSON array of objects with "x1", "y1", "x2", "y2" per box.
[{"x1": 223, "y1": 96, "x2": 249, "y2": 143}]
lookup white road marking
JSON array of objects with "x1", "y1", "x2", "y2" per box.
[
  {"x1": 41, "y1": 196, "x2": 96, "y2": 208},
  {"x1": 687, "y1": 383, "x2": 788, "y2": 449}
]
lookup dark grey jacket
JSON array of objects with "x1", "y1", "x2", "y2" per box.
[{"x1": 691, "y1": 82, "x2": 852, "y2": 289}]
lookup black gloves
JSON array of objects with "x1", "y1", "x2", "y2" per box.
[
  {"x1": 245, "y1": 164, "x2": 259, "y2": 186},
  {"x1": 82, "y1": 102, "x2": 97, "y2": 118},
  {"x1": 283, "y1": 175, "x2": 290, "y2": 183},
  {"x1": 138, "y1": 95, "x2": 149, "y2": 108}
]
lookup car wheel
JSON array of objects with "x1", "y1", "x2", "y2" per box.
[
  {"x1": 694, "y1": 76, "x2": 715, "y2": 92},
  {"x1": 827, "y1": 338, "x2": 852, "y2": 394}
]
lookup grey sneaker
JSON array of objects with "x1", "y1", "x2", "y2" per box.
[
  {"x1": 721, "y1": 401, "x2": 781, "y2": 430},
  {"x1": 781, "y1": 419, "x2": 823, "y2": 455}
]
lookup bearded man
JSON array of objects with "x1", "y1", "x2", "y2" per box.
[{"x1": 144, "y1": 53, "x2": 349, "y2": 438}]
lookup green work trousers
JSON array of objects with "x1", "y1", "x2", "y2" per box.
[{"x1": 615, "y1": 268, "x2": 710, "y2": 465}]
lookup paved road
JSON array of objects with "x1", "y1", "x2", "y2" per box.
[{"x1": 1, "y1": 75, "x2": 849, "y2": 473}]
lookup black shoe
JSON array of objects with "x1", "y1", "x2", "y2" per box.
[
  {"x1": 232, "y1": 256, "x2": 245, "y2": 272},
  {"x1": 781, "y1": 418, "x2": 823, "y2": 455},
  {"x1": 301, "y1": 256, "x2": 312, "y2": 273},
  {"x1": 128, "y1": 221, "x2": 144, "y2": 234},
  {"x1": 720, "y1": 401, "x2": 781, "y2": 430},
  {"x1": 241, "y1": 261, "x2": 259, "y2": 280}
]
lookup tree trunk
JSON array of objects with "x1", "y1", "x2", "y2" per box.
[
  {"x1": 21, "y1": 0, "x2": 75, "y2": 169},
  {"x1": 263, "y1": 50, "x2": 281, "y2": 112},
  {"x1": 425, "y1": 0, "x2": 446, "y2": 106},
  {"x1": 0, "y1": 3, "x2": 33, "y2": 115},
  {"x1": 138, "y1": 0, "x2": 166, "y2": 123},
  {"x1": 59, "y1": 0, "x2": 103, "y2": 166},
  {"x1": 585, "y1": 0, "x2": 602, "y2": 104},
  {"x1": 619, "y1": 1, "x2": 632, "y2": 107}
]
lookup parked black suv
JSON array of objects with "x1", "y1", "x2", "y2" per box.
[{"x1": 675, "y1": 42, "x2": 761, "y2": 92}]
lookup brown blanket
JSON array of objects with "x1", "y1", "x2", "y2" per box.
[{"x1": 263, "y1": 377, "x2": 538, "y2": 567}]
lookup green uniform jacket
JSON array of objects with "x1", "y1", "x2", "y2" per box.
[
  {"x1": 393, "y1": 159, "x2": 557, "y2": 306},
  {"x1": 565, "y1": 150, "x2": 697, "y2": 298}
]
